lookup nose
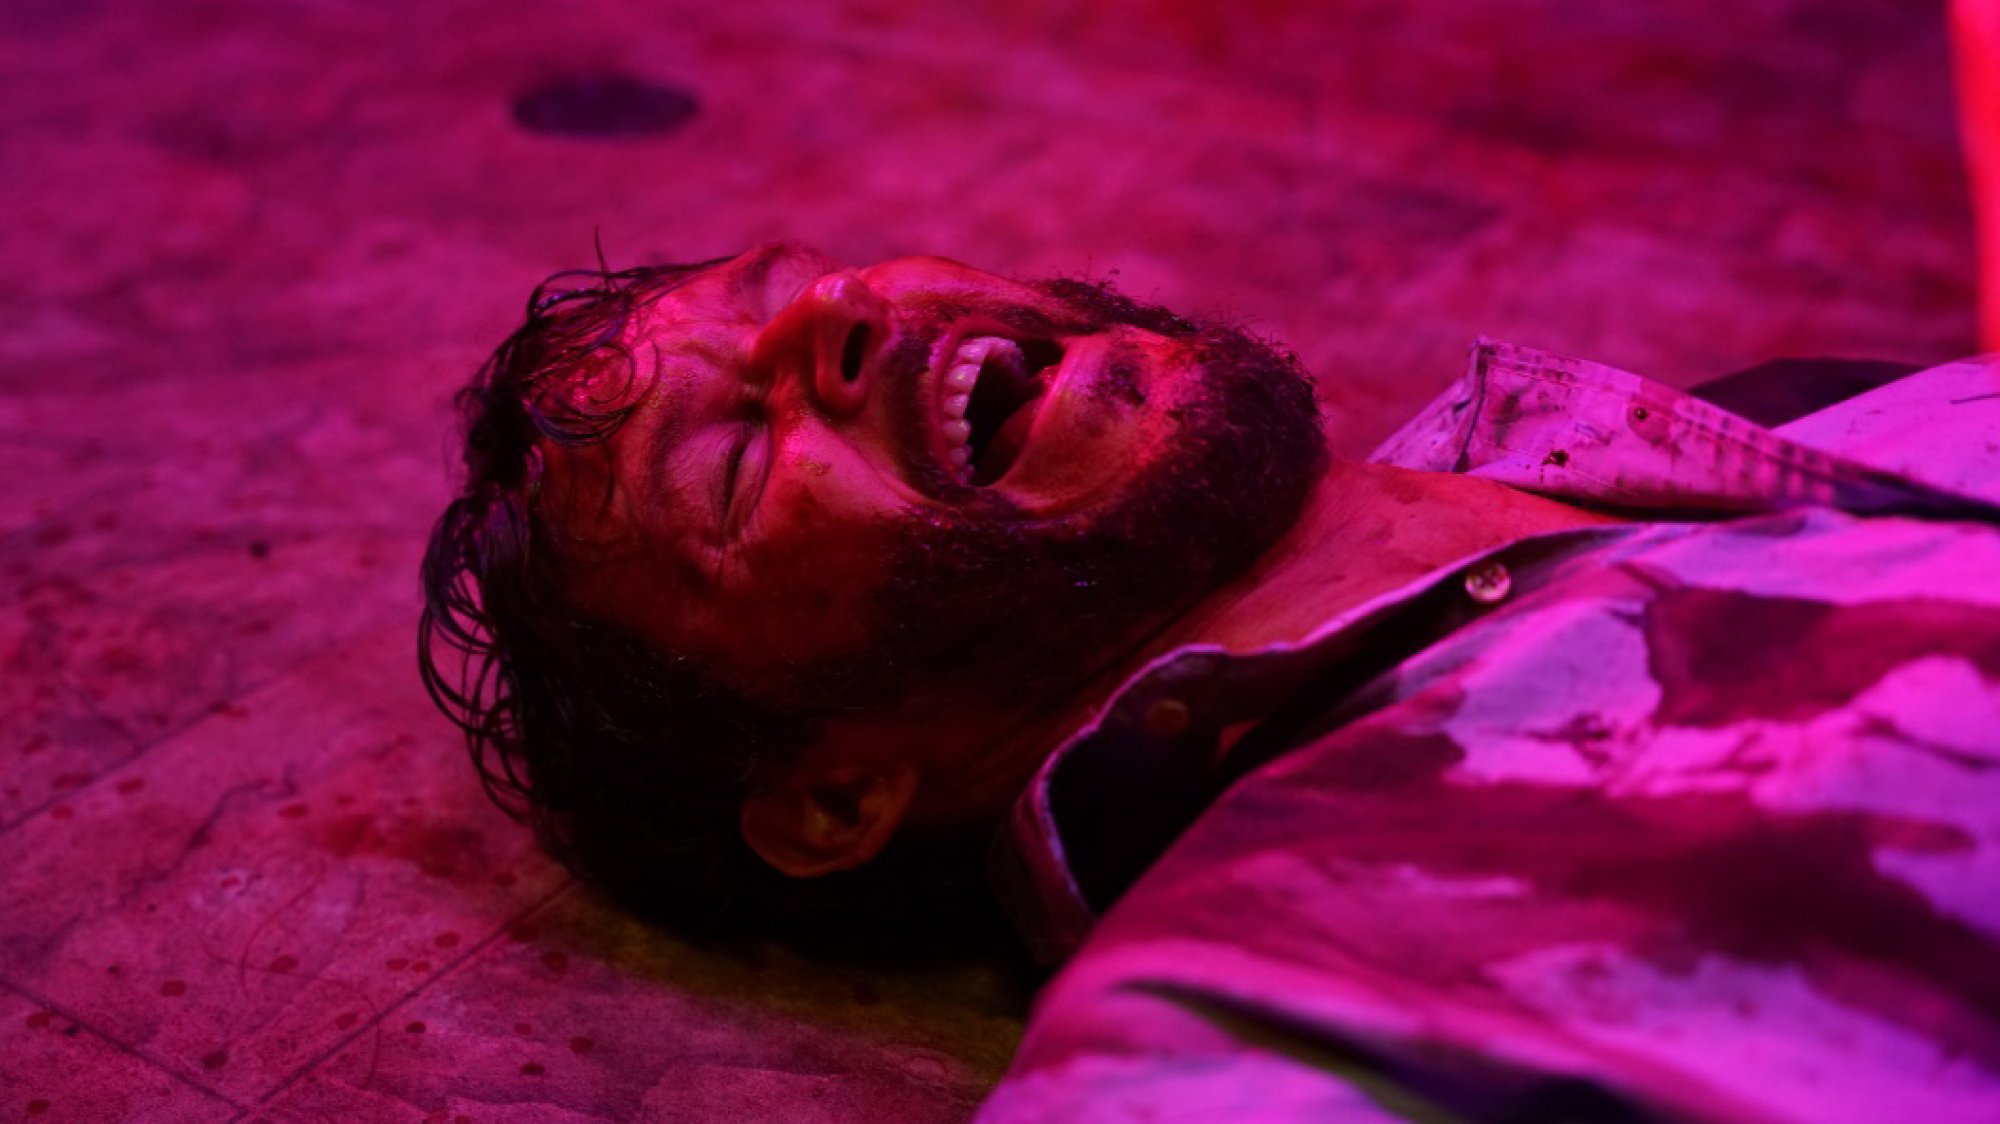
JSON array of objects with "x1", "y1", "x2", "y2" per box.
[{"x1": 751, "y1": 270, "x2": 893, "y2": 417}]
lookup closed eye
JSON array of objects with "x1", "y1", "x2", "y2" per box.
[{"x1": 721, "y1": 416, "x2": 768, "y2": 531}]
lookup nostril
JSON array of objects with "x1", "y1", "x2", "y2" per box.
[{"x1": 840, "y1": 323, "x2": 871, "y2": 384}]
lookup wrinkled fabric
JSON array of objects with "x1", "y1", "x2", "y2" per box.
[{"x1": 983, "y1": 342, "x2": 2000, "y2": 1122}]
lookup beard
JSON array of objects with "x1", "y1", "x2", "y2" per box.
[{"x1": 790, "y1": 281, "x2": 1329, "y2": 711}]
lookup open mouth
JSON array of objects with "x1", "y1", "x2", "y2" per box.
[{"x1": 936, "y1": 334, "x2": 1065, "y2": 485}]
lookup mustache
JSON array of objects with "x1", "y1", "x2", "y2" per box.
[{"x1": 878, "y1": 325, "x2": 942, "y2": 389}]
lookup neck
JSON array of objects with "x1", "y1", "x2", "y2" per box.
[
  {"x1": 1139, "y1": 460, "x2": 1618, "y2": 658},
  {"x1": 938, "y1": 460, "x2": 1618, "y2": 819}
]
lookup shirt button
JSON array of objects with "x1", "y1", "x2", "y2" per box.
[
  {"x1": 1462, "y1": 560, "x2": 1513, "y2": 604},
  {"x1": 1143, "y1": 698, "x2": 1193, "y2": 738}
]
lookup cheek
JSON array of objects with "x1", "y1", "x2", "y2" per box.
[{"x1": 728, "y1": 470, "x2": 900, "y2": 667}]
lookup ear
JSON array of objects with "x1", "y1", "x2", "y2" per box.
[{"x1": 739, "y1": 760, "x2": 919, "y2": 878}]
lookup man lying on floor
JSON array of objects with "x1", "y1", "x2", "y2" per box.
[{"x1": 420, "y1": 243, "x2": 2000, "y2": 1123}]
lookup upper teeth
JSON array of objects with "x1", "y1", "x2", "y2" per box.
[{"x1": 939, "y1": 336, "x2": 1023, "y2": 480}]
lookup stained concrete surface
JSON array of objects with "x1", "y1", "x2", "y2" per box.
[{"x1": 0, "y1": 0, "x2": 1976, "y2": 1120}]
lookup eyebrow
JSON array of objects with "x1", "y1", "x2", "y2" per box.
[
  {"x1": 640, "y1": 345, "x2": 696, "y2": 495},
  {"x1": 631, "y1": 317, "x2": 752, "y2": 525}
]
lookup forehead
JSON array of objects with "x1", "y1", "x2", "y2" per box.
[
  {"x1": 538, "y1": 246, "x2": 831, "y2": 441},
  {"x1": 639, "y1": 243, "x2": 843, "y2": 332}
]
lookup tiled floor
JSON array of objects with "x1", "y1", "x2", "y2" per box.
[{"x1": 0, "y1": 0, "x2": 1976, "y2": 1119}]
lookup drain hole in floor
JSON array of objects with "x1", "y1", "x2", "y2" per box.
[{"x1": 510, "y1": 74, "x2": 698, "y2": 139}]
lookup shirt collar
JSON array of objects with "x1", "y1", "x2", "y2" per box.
[{"x1": 1370, "y1": 338, "x2": 1963, "y2": 514}]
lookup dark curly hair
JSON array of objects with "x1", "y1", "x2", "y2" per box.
[{"x1": 417, "y1": 257, "x2": 995, "y2": 937}]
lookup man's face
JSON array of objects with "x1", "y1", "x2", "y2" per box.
[{"x1": 549, "y1": 243, "x2": 1325, "y2": 716}]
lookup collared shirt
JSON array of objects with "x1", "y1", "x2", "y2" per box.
[{"x1": 983, "y1": 341, "x2": 2000, "y2": 1123}]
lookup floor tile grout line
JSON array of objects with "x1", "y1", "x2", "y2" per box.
[
  {"x1": 0, "y1": 973, "x2": 249, "y2": 1113},
  {"x1": 242, "y1": 878, "x2": 578, "y2": 1113},
  {"x1": 0, "y1": 611, "x2": 416, "y2": 844}
]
